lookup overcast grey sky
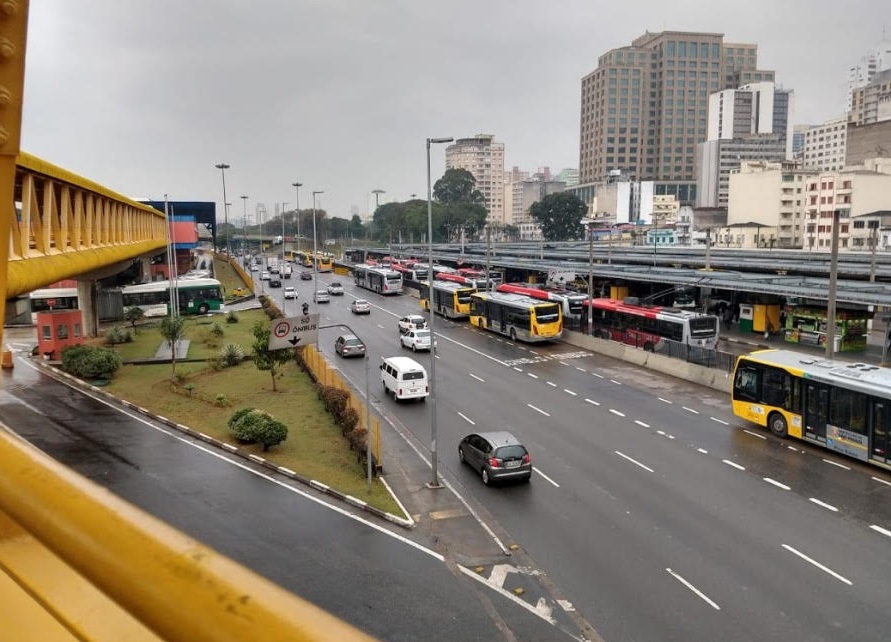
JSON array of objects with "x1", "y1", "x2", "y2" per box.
[{"x1": 20, "y1": 1, "x2": 888, "y2": 222}]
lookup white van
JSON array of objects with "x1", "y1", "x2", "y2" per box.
[{"x1": 380, "y1": 356, "x2": 429, "y2": 402}]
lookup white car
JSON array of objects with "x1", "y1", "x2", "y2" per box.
[
  {"x1": 283, "y1": 287, "x2": 298, "y2": 299},
  {"x1": 351, "y1": 299, "x2": 371, "y2": 314},
  {"x1": 314, "y1": 290, "x2": 331, "y2": 303},
  {"x1": 327, "y1": 281, "x2": 345, "y2": 296},
  {"x1": 400, "y1": 328, "x2": 436, "y2": 352},
  {"x1": 260, "y1": 271, "x2": 271, "y2": 281},
  {"x1": 398, "y1": 314, "x2": 427, "y2": 333}
]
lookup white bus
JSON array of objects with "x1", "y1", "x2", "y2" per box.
[
  {"x1": 353, "y1": 264, "x2": 403, "y2": 295},
  {"x1": 121, "y1": 278, "x2": 225, "y2": 317},
  {"x1": 29, "y1": 287, "x2": 80, "y2": 324}
]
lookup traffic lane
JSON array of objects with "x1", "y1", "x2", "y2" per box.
[
  {"x1": 0, "y1": 372, "x2": 552, "y2": 642},
  {"x1": 515, "y1": 351, "x2": 891, "y2": 529},
  {"x1": 427, "y1": 348, "x2": 891, "y2": 641},
  {"x1": 441, "y1": 368, "x2": 891, "y2": 642}
]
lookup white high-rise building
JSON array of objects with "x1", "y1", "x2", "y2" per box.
[
  {"x1": 445, "y1": 134, "x2": 505, "y2": 225},
  {"x1": 845, "y1": 37, "x2": 891, "y2": 112}
]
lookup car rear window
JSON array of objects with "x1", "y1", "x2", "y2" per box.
[
  {"x1": 403, "y1": 371, "x2": 425, "y2": 380},
  {"x1": 346, "y1": 339, "x2": 362, "y2": 346},
  {"x1": 494, "y1": 445, "x2": 527, "y2": 460}
]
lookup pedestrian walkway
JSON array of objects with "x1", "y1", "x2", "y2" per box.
[
  {"x1": 719, "y1": 322, "x2": 885, "y2": 365},
  {"x1": 154, "y1": 339, "x2": 190, "y2": 360}
]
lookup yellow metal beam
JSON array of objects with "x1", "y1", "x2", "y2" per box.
[{"x1": 0, "y1": 429, "x2": 379, "y2": 642}]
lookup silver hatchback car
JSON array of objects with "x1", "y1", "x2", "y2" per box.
[{"x1": 458, "y1": 431, "x2": 532, "y2": 485}]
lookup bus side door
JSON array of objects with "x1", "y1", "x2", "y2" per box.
[{"x1": 804, "y1": 382, "x2": 829, "y2": 444}]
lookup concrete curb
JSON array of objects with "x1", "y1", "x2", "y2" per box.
[{"x1": 29, "y1": 357, "x2": 415, "y2": 529}]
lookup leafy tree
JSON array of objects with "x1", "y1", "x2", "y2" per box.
[
  {"x1": 159, "y1": 315, "x2": 186, "y2": 377},
  {"x1": 433, "y1": 168, "x2": 485, "y2": 205},
  {"x1": 529, "y1": 192, "x2": 588, "y2": 241},
  {"x1": 250, "y1": 319, "x2": 294, "y2": 392},
  {"x1": 123, "y1": 306, "x2": 145, "y2": 329},
  {"x1": 349, "y1": 214, "x2": 365, "y2": 239}
]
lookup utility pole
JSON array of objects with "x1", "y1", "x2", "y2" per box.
[
  {"x1": 292, "y1": 182, "x2": 302, "y2": 254},
  {"x1": 825, "y1": 210, "x2": 840, "y2": 359}
]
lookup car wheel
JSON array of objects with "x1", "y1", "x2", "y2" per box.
[
  {"x1": 768, "y1": 412, "x2": 788, "y2": 437},
  {"x1": 458, "y1": 447, "x2": 466, "y2": 464},
  {"x1": 392, "y1": 389, "x2": 399, "y2": 402},
  {"x1": 412, "y1": 344, "x2": 418, "y2": 352},
  {"x1": 481, "y1": 468, "x2": 490, "y2": 486}
]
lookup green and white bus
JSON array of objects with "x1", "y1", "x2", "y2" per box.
[{"x1": 121, "y1": 278, "x2": 225, "y2": 317}]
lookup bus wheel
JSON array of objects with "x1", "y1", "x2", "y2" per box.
[
  {"x1": 198, "y1": 304, "x2": 209, "y2": 314},
  {"x1": 510, "y1": 328, "x2": 517, "y2": 341},
  {"x1": 643, "y1": 342, "x2": 655, "y2": 352},
  {"x1": 768, "y1": 412, "x2": 788, "y2": 437}
]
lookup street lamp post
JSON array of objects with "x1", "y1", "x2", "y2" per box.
[
  {"x1": 371, "y1": 189, "x2": 385, "y2": 247},
  {"x1": 312, "y1": 191, "x2": 324, "y2": 313},
  {"x1": 587, "y1": 221, "x2": 594, "y2": 336},
  {"x1": 292, "y1": 182, "x2": 302, "y2": 253},
  {"x1": 281, "y1": 202, "x2": 289, "y2": 258},
  {"x1": 240, "y1": 195, "x2": 248, "y2": 254},
  {"x1": 426, "y1": 136, "x2": 453, "y2": 489},
  {"x1": 215, "y1": 163, "x2": 230, "y2": 255}
]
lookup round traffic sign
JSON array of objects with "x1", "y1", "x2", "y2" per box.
[{"x1": 273, "y1": 320, "x2": 291, "y2": 338}]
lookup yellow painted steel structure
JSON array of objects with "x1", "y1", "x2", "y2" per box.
[
  {"x1": 6, "y1": 151, "x2": 169, "y2": 298},
  {"x1": 0, "y1": 5, "x2": 378, "y2": 641},
  {"x1": 0, "y1": 430, "x2": 379, "y2": 642}
]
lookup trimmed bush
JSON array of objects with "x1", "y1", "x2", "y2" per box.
[
  {"x1": 339, "y1": 407, "x2": 360, "y2": 435},
  {"x1": 105, "y1": 325, "x2": 132, "y2": 345},
  {"x1": 61, "y1": 345, "x2": 123, "y2": 380},
  {"x1": 227, "y1": 408, "x2": 288, "y2": 451}
]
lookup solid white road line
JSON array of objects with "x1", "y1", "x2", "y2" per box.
[
  {"x1": 666, "y1": 568, "x2": 721, "y2": 610},
  {"x1": 872, "y1": 476, "x2": 891, "y2": 487},
  {"x1": 809, "y1": 498, "x2": 839, "y2": 512},
  {"x1": 743, "y1": 429, "x2": 767, "y2": 440},
  {"x1": 710, "y1": 417, "x2": 730, "y2": 425},
  {"x1": 513, "y1": 366, "x2": 523, "y2": 372},
  {"x1": 682, "y1": 406, "x2": 699, "y2": 414},
  {"x1": 610, "y1": 379, "x2": 623, "y2": 386},
  {"x1": 534, "y1": 466, "x2": 560, "y2": 488},
  {"x1": 527, "y1": 373, "x2": 538, "y2": 379},
  {"x1": 723, "y1": 459, "x2": 745, "y2": 471},
  {"x1": 782, "y1": 544, "x2": 852, "y2": 586},
  {"x1": 564, "y1": 389, "x2": 577, "y2": 396},
  {"x1": 547, "y1": 381, "x2": 557, "y2": 387},
  {"x1": 527, "y1": 404, "x2": 550, "y2": 417},
  {"x1": 657, "y1": 397, "x2": 672, "y2": 404},
  {"x1": 590, "y1": 372, "x2": 604, "y2": 379},
  {"x1": 575, "y1": 367, "x2": 587, "y2": 372},
  {"x1": 822, "y1": 458, "x2": 851, "y2": 470},
  {"x1": 584, "y1": 398, "x2": 600, "y2": 406},
  {"x1": 870, "y1": 524, "x2": 891, "y2": 538},
  {"x1": 609, "y1": 409, "x2": 625, "y2": 417},
  {"x1": 615, "y1": 450, "x2": 654, "y2": 473},
  {"x1": 697, "y1": 448, "x2": 709, "y2": 454},
  {"x1": 764, "y1": 477, "x2": 791, "y2": 491},
  {"x1": 457, "y1": 411, "x2": 475, "y2": 425},
  {"x1": 635, "y1": 420, "x2": 650, "y2": 428},
  {"x1": 469, "y1": 373, "x2": 485, "y2": 382}
]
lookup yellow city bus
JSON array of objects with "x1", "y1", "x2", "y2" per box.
[
  {"x1": 313, "y1": 253, "x2": 334, "y2": 272},
  {"x1": 419, "y1": 280, "x2": 475, "y2": 319},
  {"x1": 732, "y1": 349, "x2": 891, "y2": 470},
  {"x1": 469, "y1": 291, "x2": 562, "y2": 343}
]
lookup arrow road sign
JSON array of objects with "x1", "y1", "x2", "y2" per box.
[{"x1": 268, "y1": 314, "x2": 320, "y2": 350}]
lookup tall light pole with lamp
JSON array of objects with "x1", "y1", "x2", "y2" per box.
[
  {"x1": 426, "y1": 136, "x2": 453, "y2": 489},
  {"x1": 281, "y1": 202, "x2": 289, "y2": 258},
  {"x1": 371, "y1": 189, "x2": 385, "y2": 247},
  {"x1": 240, "y1": 195, "x2": 248, "y2": 254},
  {"x1": 312, "y1": 191, "x2": 324, "y2": 311},
  {"x1": 215, "y1": 163, "x2": 230, "y2": 255},
  {"x1": 292, "y1": 182, "x2": 303, "y2": 253}
]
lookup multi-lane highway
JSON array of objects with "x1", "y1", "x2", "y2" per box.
[{"x1": 3, "y1": 260, "x2": 891, "y2": 642}]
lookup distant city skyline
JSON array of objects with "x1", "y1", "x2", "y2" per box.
[{"x1": 19, "y1": 2, "x2": 890, "y2": 217}]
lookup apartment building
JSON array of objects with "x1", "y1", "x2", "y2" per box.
[
  {"x1": 578, "y1": 29, "x2": 773, "y2": 198},
  {"x1": 845, "y1": 37, "x2": 891, "y2": 113},
  {"x1": 507, "y1": 167, "x2": 565, "y2": 240},
  {"x1": 801, "y1": 117, "x2": 848, "y2": 171},
  {"x1": 445, "y1": 134, "x2": 505, "y2": 225},
  {"x1": 849, "y1": 68, "x2": 891, "y2": 126}
]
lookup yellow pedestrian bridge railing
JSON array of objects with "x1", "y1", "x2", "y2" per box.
[
  {"x1": 0, "y1": 428, "x2": 379, "y2": 642},
  {"x1": 5, "y1": 152, "x2": 169, "y2": 299}
]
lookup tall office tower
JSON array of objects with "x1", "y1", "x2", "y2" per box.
[
  {"x1": 579, "y1": 30, "x2": 774, "y2": 193},
  {"x1": 849, "y1": 68, "x2": 891, "y2": 126},
  {"x1": 802, "y1": 117, "x2": 848, "y2": 171},
  {"x1": 444, "y1": 134, "x2": 505, "y2": 225},
  {"x1": 845, "y1": 37, "x2": 891, "y2": 113}
]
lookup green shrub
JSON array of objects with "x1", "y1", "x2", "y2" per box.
[
  {"x1": 227, "y1": 408, "x2": 288, "y2": 450},
  {"x1": 220, "y1": 343, "x2": 245, "y2": 367},
  {"x1": 210, "y1": 323, "x2": 224, "y2": 338},
  {"x1": 225, "y1": 311, "x2": 239, "y2": 324},
  {"x1": 105, "y1": 325, "x2": 132, "y2": 345},
  {"x1": 61, "y1": 345, "x2": 123, "y2": 380},
  {"x1": 339, "y1": 407, "x2": 360, "y2": 435},
  {"x1": 214, "y1": 394, "x2": 229, "y2": 407}
]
